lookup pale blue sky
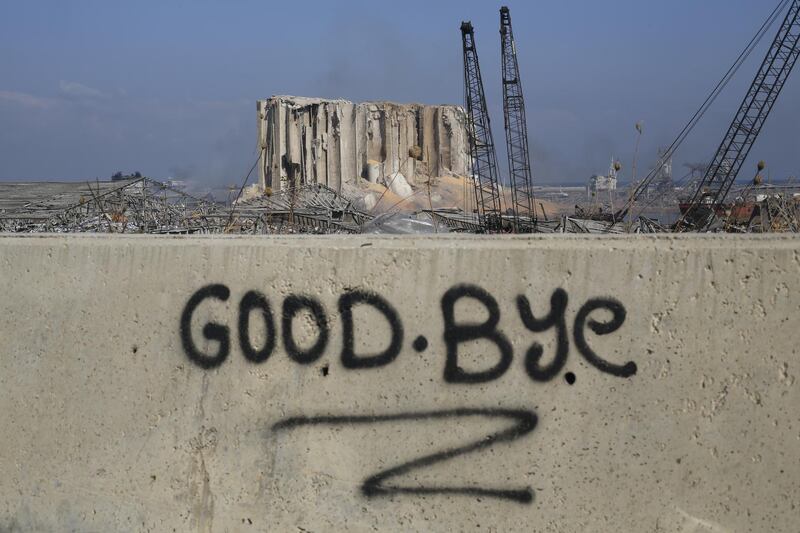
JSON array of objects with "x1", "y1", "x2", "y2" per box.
[{"x1": 0, "y1": 0, "x2": 797, "y2": 185}]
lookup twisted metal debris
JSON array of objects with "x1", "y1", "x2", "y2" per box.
[
  {"x1": 0, "y1": 178, "x2": 224, "y2": 234},
  {"x1": 2, "y1": 177, "x2": 796, "y2": 235},
  {"x1": 230, "y1": 184, "x2": 371, "y2": 234},
  {"x1": 0, "y1": 179, "x2": 372, "y2": 235}
]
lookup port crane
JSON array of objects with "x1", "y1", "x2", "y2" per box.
[
  {"x1": 500, "y1": 6, "x2": 536, "y2": 232},
  {"x1": 677, "y1": 0, "x2": 800, "y2": 230},
  {"x1": 461, "y1": 21, "x2": 504, "y2": 232}
]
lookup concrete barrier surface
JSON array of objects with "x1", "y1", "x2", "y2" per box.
[{"x1": 0, "y1": 234, "x2": 798, "y2": 532}]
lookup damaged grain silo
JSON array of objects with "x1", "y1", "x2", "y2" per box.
[{"x1": 257, "y1": 96, "x2": 470, "y2": 195}]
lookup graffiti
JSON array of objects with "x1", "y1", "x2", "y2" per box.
[
  {"x1": 339, "y1": 289, "x2": 403, "y2": 369},
  {"x1": 516, "y1": 288, "x2": 569, "y2": 382},
  {"x1": 180, "y1": 283, "x2": 637, "y2": 382},
  {"x1": 238, "y1": 290, "x2": 276, "y2": 364},
  {"x1": 179, "y1": 283, "x2": 638, "y2": 503},
  {"x1": 282, "y1": 294, "x2": 329, "y2": 365},
  {"x1": 441, "y1": 285, "x2": 513, "y2": 383},
  {"x1": 574, "y1": 298, "x2": 637, "y2": 378},
  {"x1": 272, "y1": 408, "x2": 537, "y2": 503},
  {"x1": 180, "y1": 284, "x2": 231, "y2": 369}
]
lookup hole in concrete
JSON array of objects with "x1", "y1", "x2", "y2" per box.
[
  {"x1": 132, "y1": 345, "x2": 138, "y2": 354},
  {"x1": 564, "y1": 372, "x2": 576, "y2": 385},
  {"x1": 321, "y1": 365, "x2": 329, "y2": 377}
]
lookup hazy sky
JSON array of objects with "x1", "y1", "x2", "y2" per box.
[{"x1": 0, "y1": 0, "x2": 797, "y2": 186}]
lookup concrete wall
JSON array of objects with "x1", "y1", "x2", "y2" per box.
[{"x1": 0, "y1": 234, "x2": 798, "y2": 532}]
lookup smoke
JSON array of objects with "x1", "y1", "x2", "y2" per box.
[{"x1": 168, "y1": 165, "x2": 197, "y2": 180}]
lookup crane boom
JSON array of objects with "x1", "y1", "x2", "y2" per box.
[
  {"x1": 461, "y1": 21, "x2": 504, "y2": 231},
  {"x1": 500, "y1": 6, "x2": 536, "y2": 232},
  {"x1": 678, "y1": 0, "x2": 800, "y2": 230}
]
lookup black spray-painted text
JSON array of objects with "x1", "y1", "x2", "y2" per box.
[{"x1": 179, "y1": 283, "x2": 637, "y2": 382}]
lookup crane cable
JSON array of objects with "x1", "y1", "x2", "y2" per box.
[{"x1": 612, "y1": 0, "x2": 792, "y2": 226}]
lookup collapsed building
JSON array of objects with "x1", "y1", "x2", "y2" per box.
[{"x1": 257, "y1": 96, "x2": 470, "y2": 196}]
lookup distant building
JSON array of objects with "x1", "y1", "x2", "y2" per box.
[{"x1": 587, "y1": 159, "x2": 619, "y2": 199}]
